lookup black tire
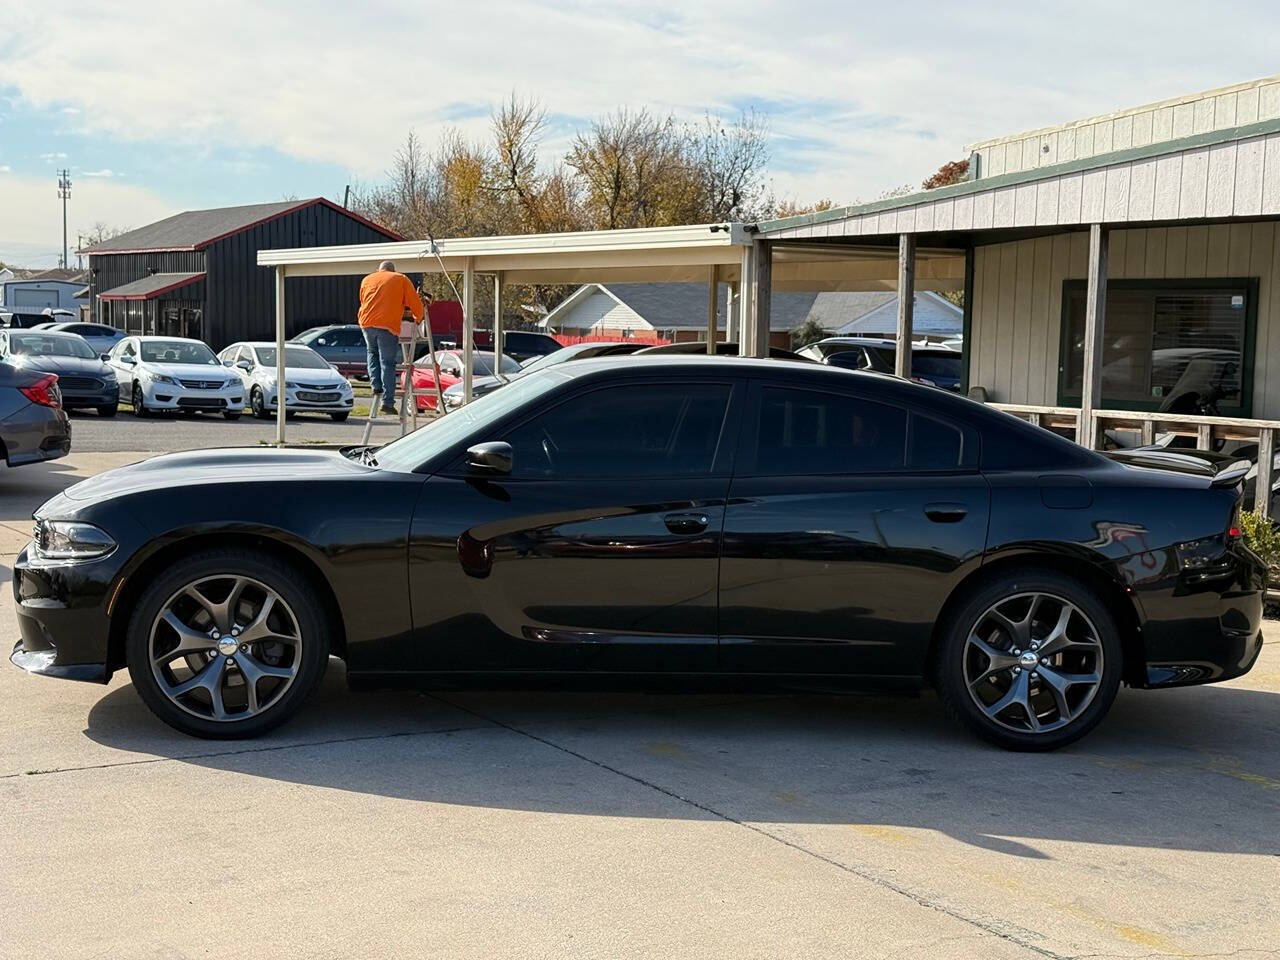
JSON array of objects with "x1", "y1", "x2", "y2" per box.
[
  {"x1": 97, "y1": 404, "x2": 118, "y2": 417},
  {"x1": 125, "y1": 548, "x2": 331, "y2": 739},
  {"x1": 934, "y1": 570, "x2": 1122, "y2": 751},
  {"x1": 250, "y1": 386, "x2": 270, "y2": 419},
  {"x1": 131, "y1": 384, "x2": 150, "y2": 418},
  {"x1": 223, "y1": 411, "x2": 241, "y2": 421},
  {"x1": 330, "y1": 412, "x2": 350, "y2": 422}
]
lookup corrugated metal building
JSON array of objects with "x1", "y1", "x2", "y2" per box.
[{"x1": 80, "y1": 199, "x2": 399, "y2": 349}]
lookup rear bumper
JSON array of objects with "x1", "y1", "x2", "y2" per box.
[
  {"x1": 1133, "y1": 545, "x2": 1268, "y2": 688},
  {"x1": 1, "y1": 403, "x2": 71, "y2": 466}
]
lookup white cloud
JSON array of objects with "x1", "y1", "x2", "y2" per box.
[
  {"x1": 38, "y1": 151, "x2": 68, "y2": 161},
  {"x1": 81, "y1": 168, "x2": 121, "y2": 178},
  {"x1": 0, "y1": 165, "x2": 10, "y2": 173},
  {"x1": 3, "y1": 1, "x2": 1280, "y2": 207},
  {"x1": 0, "y1": 173, "x2": 174, "y2": 267}
]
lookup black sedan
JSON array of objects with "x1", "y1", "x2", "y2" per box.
[
  {"x1": 0, "y1": 329, "x2": 119, "y2": 415},
  {"x1": 10, "y1": 357, "x2": 1265, "y2": 750}
]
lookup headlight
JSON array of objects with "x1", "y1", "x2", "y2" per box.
[
  {"x1": 147, "y1": 372, "x2": 177, "y2": 385},
  {"x1": 32, "y1": 520, "x2": 116, "y2": 561}
]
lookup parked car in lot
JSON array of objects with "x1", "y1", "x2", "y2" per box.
[
  {"x1": 106, "y1": 336, "x2": 245, "y2": 419},
  {"x1": 0, "y1": 361, "x2": 70, "y2": 467},
  {"x1": 503, "y1": 331, "x2": 563, "y2": 363},
  {"x1": 1, "y1": 307, "x2": 76, "y2": 329},
  {"x1": 0, "y1": 330, "x2": 119, "y2": 416},
  {"x1": 634, "y1": 340, "x2": 809, "y2": 360},
  {"x1": 218, "y1": 341, "x2": 354, "y2": 421},
  {"x1": 404, "y1": 349, "x2": 523, "y2": 411},
  {"x1": 798, "y1": 337, "x2": 964, "y2": 391},
  {"x1": 291, "y1": 324, "x2": 368, "y2": 379},
  {"x1": 39, "y1": 321, "x2": 127, "y2": 356},
  {"x1": 441, "y1": 340, "x2": 644, "y2": 409},
  {"x1": 10, "y1": 357, "x2": 1266, "y2": 749}
]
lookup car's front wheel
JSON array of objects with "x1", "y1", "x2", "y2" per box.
[
  {"x1": 223, "y1": 411, "x2": 241, "y2": 421},
  {"x1": 935, "y1": 570, "x2": 1122, "y2": 751},
  {"x1": 250, "y1": 386, "x2": 270, "y2": 419},
  {"x1": 330, "y1": 411, "x2": 349, "y2": 422},
  {"x1": 125, "y1": 549, "x2": 331, "y2": 738},
  {"x1": 97, "y1": 404, "x2": 118, "y2": 417},
  {"x1": 131, "y1": 384, "x2": 150, "y2": 418}
]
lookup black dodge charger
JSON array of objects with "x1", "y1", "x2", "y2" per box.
[{"x1": 10, "y1": 357, "x2": 1266, "y2": 750}]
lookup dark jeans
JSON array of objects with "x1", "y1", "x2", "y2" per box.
[{"x1": 363, "y1": 326, "x2": 399, "y2": 406}]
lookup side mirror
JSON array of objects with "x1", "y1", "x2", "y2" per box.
[
  {"x1": 100, "y1": 353, "x2": 110, "y2": 361},
  {"x1": 466, "y1": 441, "x2": 513, "y2": 475},
  {"x1": 236, "y1": 359, "x2": 253, "y2": 370}
]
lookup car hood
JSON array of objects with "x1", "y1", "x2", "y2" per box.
[
  {"x1": 10, "y1": 355, "x2": 111, "y2": 377},
  {"x1": 444, "y1": 374, "x2": 509, "y2": 395},
  {"x1": 60, "y1": 447, "x2": 368, "y2": 503},
  {"x1": 273, "y1": 366, "x2": 348, "y2": 385}
]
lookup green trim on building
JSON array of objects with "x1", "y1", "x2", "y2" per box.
[{"x1": 757, "y1": 116, "x2": 1280, "y2": 236}]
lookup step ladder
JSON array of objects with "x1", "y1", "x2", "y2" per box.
[{"x1": 360, "y1": 306, "x2": 447, "y2": 445}]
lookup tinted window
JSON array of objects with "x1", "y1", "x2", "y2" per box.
[
  {"x1": 753, "y1": 387, "x2": 975, "y2": 475},
  {"x1": 505, "y1": 383, "x2": 731, "y2": 479},
  {"x1": 911, "y1": 352, "x2": 962, "y2": 378},
  {"x1": 337, "y1": 328, "x2": 364, "y2": 346},
  {"x1": 979, "y1": 415, "x2": 1092, "y2": 470},
  {"x1": 755, "y1": 387, "x2": 905, "y2": 475}
]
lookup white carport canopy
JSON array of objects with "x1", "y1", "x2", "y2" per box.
[{"x1": 257, "y1": 222, "x2": 964, "y2": 443}]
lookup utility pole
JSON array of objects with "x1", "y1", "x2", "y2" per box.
[{"x1": 57, "y1": 169, "x2": 72, "y2": 269}]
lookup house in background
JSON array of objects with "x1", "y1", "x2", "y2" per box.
[
  {"x1": 80, "y1": 198, "x2": 399, "y2": 349},
  {"x1": 1, "y1": 268, "x2": 88, "y2": 313},
  {"x1": 541, "y1": 283, "x2": 961, "y2": 347}
]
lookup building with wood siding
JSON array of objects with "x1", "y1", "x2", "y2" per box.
[{"x1": 80, "y1": 199, "x2": 399, "y2": 349}]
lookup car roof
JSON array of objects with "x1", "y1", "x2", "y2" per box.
[
  {"x1": 132, "y1": 335, "x2": 207, "y2": 343},
  {"x1": 7, "y1": 328, "x2": 84, "y2": 340}
]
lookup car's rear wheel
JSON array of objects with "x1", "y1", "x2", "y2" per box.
[
  {"x1": 935, "y1": 571, "x2": 1122, "y2": 751},
  {"x1": 131, "y1": 384, "x2": 150, "y2": 418},
  {"x1": 125, "y1": 549, "x2": 330, "y2": 738}
]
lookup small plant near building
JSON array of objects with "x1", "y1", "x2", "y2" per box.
[
  {"x1": 791, "y1": 317, "x2": 830, "y2": 349},
  {"x1": 1238, "y1": 510, "x2": 1280, "y2": 613}
]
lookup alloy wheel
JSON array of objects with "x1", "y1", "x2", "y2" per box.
[
  {"x1": 148, "y1": 574, "x2": 303, "y2": 722},
  {"x1": 962, "y1": 592, "x2": 1105, "y2": 734}
]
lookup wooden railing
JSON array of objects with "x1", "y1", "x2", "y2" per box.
[{"x1": 989, "y1": 402, "x2": 1277, "y2": 519}]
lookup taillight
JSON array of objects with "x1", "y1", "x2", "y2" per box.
[{"x1": 19, "y1": 374, "x2": 61, "y2": 408}]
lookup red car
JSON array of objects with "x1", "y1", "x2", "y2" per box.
[{"x1": 401, "y1": 349, "x2": 523, "y2": 411}]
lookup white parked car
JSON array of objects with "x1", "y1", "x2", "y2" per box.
[
  {"x1": 107, "y1": 336, "x2": 245, "y2": 419},
  {"x1": 217, "y1": 341, "x2": 354, "y2": 421}
]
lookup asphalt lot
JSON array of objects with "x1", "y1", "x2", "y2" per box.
[{"x1": 2, "y1": 454, "x2": 1279, "y2": 959}]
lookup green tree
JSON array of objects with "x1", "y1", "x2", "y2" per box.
[{"x1": 791, "y1": 317, "x2": 830, "y2": 349}]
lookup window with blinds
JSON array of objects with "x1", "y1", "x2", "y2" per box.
[{"x1": 1060, "y1": 279, "x2": 1254, "y2": 416}]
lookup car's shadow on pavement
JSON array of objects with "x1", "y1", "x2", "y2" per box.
[{"x1": 82, "y1": 659, "x2": 1280, "y2": 857}]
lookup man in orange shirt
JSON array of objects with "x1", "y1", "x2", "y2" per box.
[{"x1": 357, "y1": 260, "x2": 424, "y2": 413}]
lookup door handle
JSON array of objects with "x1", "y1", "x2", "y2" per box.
[
  {"x1": 924, "y1": 502, "x2": 968, "y2": 523},
  {"x1": 664, "y1": 512, "x2": 710, "y2": 535}
]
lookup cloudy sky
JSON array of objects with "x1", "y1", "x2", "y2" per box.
[{"x1": 2, "y1": 0, "x2": 1278, "y2": 266}]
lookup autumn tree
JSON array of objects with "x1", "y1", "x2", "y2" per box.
[{"x1": 922, "y1": 158, "x2": 970, "y2": 190}]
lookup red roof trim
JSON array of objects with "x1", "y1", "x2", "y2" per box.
[
  {"x1": 98, "y1": 273, "x2": 207, "y2": 301},
  {"x1": 79, "y1": 198, "x2": 402, "y2": 255}
]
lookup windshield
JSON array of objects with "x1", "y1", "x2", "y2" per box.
[
  {"x1": 374, "y1": 368, "x2": 569, "y2": 473},
  {"x1": 254, "y1": 346, "x2": 333, "y2": 369},
  {"x1": 912, "y1": 352, "x2": 962, "y2": 378},
  {"x1": 9, "y1": 334, "x2": 97, "y2": 359},
  {"x1": 141, "y1": 340, "x2": 218, "y2": 365}
]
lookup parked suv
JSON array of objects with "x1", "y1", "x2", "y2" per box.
[{"x1": 798, "y1": 337, "x2": 963, "y2": 392}]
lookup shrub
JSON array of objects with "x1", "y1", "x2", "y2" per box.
[{"x1": 1239, "y1": 510, "x2": 1280, "y2": 585}]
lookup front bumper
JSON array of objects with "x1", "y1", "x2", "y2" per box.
[
  {"x1": 62, "y1": 388, "x2": 119, "y2": 409},
  {"x1": 264, "y1": 387, "x2": 354, "y2": 413},
  {"x1": 10, "y1": 544, "x2": 114, "y2": 684},
  {"x1": 144, "y1": 382, "x2": 244, "y2": 412}
]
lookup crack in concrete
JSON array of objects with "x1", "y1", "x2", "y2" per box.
[
  {"x1": 0, "y1": 724, "x2": 482, "y2": 780},
  {"x1": 428, "y1": 692, "x2": 1071, "y2": 960}
]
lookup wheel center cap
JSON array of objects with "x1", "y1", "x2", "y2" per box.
[
  {"x1": 216, "y1": 636, "x2": 238, "y2": 657},
  {"x1": 1019, "y1": 651, "x2": 1040, "y2": 668}
]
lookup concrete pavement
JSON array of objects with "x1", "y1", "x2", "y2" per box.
[{"x1": 2, "y1": 454, "x2": 1278, "y2": 959}]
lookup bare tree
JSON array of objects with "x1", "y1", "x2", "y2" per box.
[
  {"x1": 687, "y1": 110, "x2": 771, "y2": 222},
  {"x1": 491, "y1": 93, "x2": 549, "y2": 231}
]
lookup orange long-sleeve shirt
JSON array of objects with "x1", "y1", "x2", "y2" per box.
[{"x1": 357, "y1": 269, "x2": 424, "y2": 335}]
